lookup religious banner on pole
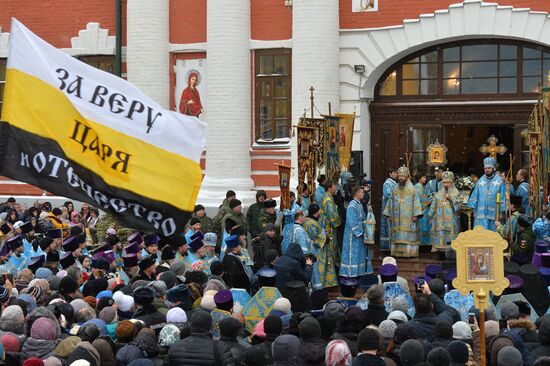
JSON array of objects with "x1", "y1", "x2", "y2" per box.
[
  {"x1": 277, "y1": 164, "x2": 292, "y2": 210},
  {"x1": 297, "y1": 126, "x2": 316, "y2": 202},
  {"x1": 527, "y1": 89, "x2": 547, "y2": 218},
  {"x1": 299, "y1": 117, "x2": 326, "y2": 170},
  {"x1": 323, "y1": 115, "x2": 341, "y2": 181},
  {"x1": 0, "y1": 19, "x2": 206, "y2": 238},
  {"x1": 335, "y1": 112, "x2": 355, "y2": 172}
]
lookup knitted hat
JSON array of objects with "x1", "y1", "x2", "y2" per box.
[
  {"x1": 70, "y1": 299, "x2": 90, "y2": 313},
  {"x1": 379, "y1": 319, "x2": 398, "y2": 339},
  {"x1": 113, "y1": 291, "x2": 134, "y2": 312},
  {"x1": 273, "y1": 298, "x2": 292, "y2": 314},
  {"x1": 147, "y1": 281, "x2": 167, "y2": 298},
  {"x1": 388, "y1": 310, "x2": 408, "y2": 324},
  {"x1": 391, "y1": 296, "x2": 410, "y2": 314},
  {"x1": 323, "y1": 301, "x2": 346, "y2": 324},
  {"x1": 0, "y1": 286, "x2": 10, "y2": 304},
  {"x1": 229, "y1": 199, "x2": 242, "y2": 209},
  {"x1": 22, "y1": 358, "x2": 44, "y2": 366},
  {"x1": 393, "y1": 323, "x2": 417, "y2": 344},
  {"x1": 166, "y1": 307, "x2": 188, "y2": 324},
  {"x1": 158, "y1": 271, "x2": 178, "y2": 289},
  {"x1": 59, "y1": 276, "x2": 79, "y2": 294},
  {"x1": 298, "y1": 317, "x2": 321, "y2": 340},
  {"x1": 501, "y1": 301, "x2": 520, "y2": 320},
  {"x1": 83, "y1": 296, "x2": 97, "y2": 309},
  {"x1": 357, "y1": 328, "x2": 382, "y2": 351},
  {"x1": 448, "y1": 340, "x2": 469, "y2": 364},
  {"x1": 0, "y1": 332, "x2": 20, "y2": 352},
  {"x1": 400, "y1": 339, "x2": 425, "y2": 366},
  {"x1": 435, "y1": 320, "x2": 453, "y2": 338},
  {"x1": 497, "y1": 346, "x2": 522, "y2": 366},
  {"x1": 31, "y1": 317, "x2": 57, "y2": 340},
  {"x1": 116, "y1": 320, "x2": 137, "y2": 343},
  {"x1": 158, "y1": 324, "x2": 180, "y2": 347},
  {"x1": 133, "y1": 286, "x2": 155, "y2": 306},
  {"x1": 1, "y1": 305, "x2": 24, "y2": 322},
  {"x1": 36, "y1": 267, "x2": 53, "y2": 280},
  {"x1": 219, "y1": 317, "x2": 242, "y2": 338},
  {"x1": 135, "y1": 330, "x2": 159, "y2": 358},
  {"x1": 486, "y1": 320, "x2": 500, "y2": 338},
  {"x1": 452, "y1": 321, "x2": 472, "y2": 340},
  {"x1": 200, "y1": 295, "x2": 216, "y2": 311},
  {"x1": 99, "y1": 306, "x2": 117, "y2": 324},
  {"x1": 96, "y1": 297, "x2": 114, "y2": 313},
  {"x1": 190, "y1": 310, "x2": 212, "y2": 333},
  {"x1": 427, "y1": 347, "x2": 451, "y2": 366}
]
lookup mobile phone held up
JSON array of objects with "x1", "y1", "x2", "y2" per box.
[
  {"x1": 468, "y1": 313, "x2": 476, "y2": 325},
  {"x1": 416, "y1": 278, "x2": 425, "y2": 293}
]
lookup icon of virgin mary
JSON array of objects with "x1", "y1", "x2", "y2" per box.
[{"x1": 179, "y1": 72, "x2": 203, "y2": 117}]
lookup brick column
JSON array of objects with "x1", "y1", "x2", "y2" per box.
[
  {"x1": 199, "y1": 0, "x2": 255, "y2": 210},
  {"x1": 126, "y1": 0, "x2": 169, "y2": 108},
  {"x1": 291, "y1": 0, "x2": 340, "y2": 175}
]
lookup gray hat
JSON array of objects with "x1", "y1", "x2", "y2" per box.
[
  {"x1": 427, "y1": 347, "x2": 451, "y2": 366},
  {"x1": 147, "y1": 281, "x2": 167, "y2": 298},
  {"x1": 400, "y1": 339, "x2": 425, "y2": 366},
  {"x1": 388, "y1": 310, "x2": 408, "y2": 324},
  {"x1": 378, "y1": 320, "x2": 397, "y2": 339},
  {"x1": 497, "y1": 346, "x2": 522, "y2": 366},
  {"x1": 391, "y1": 296, "x2": 410, "y2": 314},
  {"x1": 500, "y1": 301, "x2": 520, "y2": 320}
]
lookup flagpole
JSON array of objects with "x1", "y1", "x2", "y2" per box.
[{"x1": 115, "y1": 0, "x2": 122, "y2": 77}]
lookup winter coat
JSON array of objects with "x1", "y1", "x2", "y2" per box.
[
  {"x1": 247, "y1": 335, "x2": 277, "y2": 365},
  {"x1": 352, "y1": 353, "x2": 386, "y2": 366},
  {"x1": 362, "y1": 303, "x2": 389, "y2": 327},
  {"x1": 167, "y1": 333, "x2": 220, "y2": 366},
  {"x1": 21, "y1": 337, "x2": 59, "y2": 359},
  {"x1": 508, "y1": 319, "x2": 539, "y2": 352},
  {"x1": 222, "y1": 210, "x2": 248, "y2": 236},
  {"x1": 274, "y1": 242, "x2": 312, "y2": 289},
  {"x1": 431, "y1": 336, "x2": 453, "y2": 349},
  {"x1": 247, "y1": 191, "x2": 266, "y2": 238},
  {"x1": 298, "y1": 338, "x2": 326, "y2": 366},
  {"x1": 134, "y1": 304, "x2": 167, "y2": 336},
  {"x1": 217, "y1": 336, "x2": 247, "y2": 366},
  {"x1": 223, "y1": 252, "x2": 252, "y2": 292},
  {"x1": 407, "y1": 294, "x2": 455, "y2": 341},
  {"x1": 531, "y1": 345, "x2": 550, "y2": 361}
]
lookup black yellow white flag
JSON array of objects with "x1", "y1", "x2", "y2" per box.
[{"x1": 0, "y1": 19, "x2": 206, "y2": 238}]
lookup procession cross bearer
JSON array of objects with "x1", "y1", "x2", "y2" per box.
[
  {"x1": 383, "y1": 166, "x2": 423, "y2": 258},
  {"x1": 467, "y1": 157, "x2": 506, "y2": 231}
]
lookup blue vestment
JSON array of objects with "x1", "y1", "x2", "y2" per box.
[
  {"x1": 515, "y1": 181, "x2": 530, "y2": 216},
  {"x1": 340, "y1": 199, "x2": 370, "y2": 277},
  {"x1": 314, "y1": 185, "x2": 325, "y2": 205},
  {"x1": 467, "y1": 173, "x2": 506, "y2": 231},
  {"x1": 380, "y1": 178, "x2": 397, "y2": 250},
  {"x1": 414, "y1": 182, "x2": 431, "y2": 246}
]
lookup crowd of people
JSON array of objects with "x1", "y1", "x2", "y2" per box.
[{"x1": 0, "y1": 158, "x2": 548, "y2": 365}]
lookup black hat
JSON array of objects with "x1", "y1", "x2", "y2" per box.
[
  {"x1": 92, "y1": 257, "x2": 111, "y2": 272},
  {"x1": 161, "y1": 246, "x2": 175, "y2": 261},
  {"x1": 52, "y1": 207, "x2": 62, "y2": 216},
  {"x1": 144, "y1": 234, "x2": 160, "y2": 246},
  {"x1": 74, "y1": 233, "x2": 87, "y2": 245},
  {"x1": 6, "y1": 235, "x2": 23, "y2": 251},
  {"x1": 19, "y1": 221, "x2": 33, "y2": 234},
  {"x1": 219, "y1": 317, "x2": 242, "y2": 338},
  {"x1": 189, "y1": 217, "x2": 201, "y2": 226},
  {"x1": 46, "y1": 250, "x2": 60, "y2": 262},
  {"x1": 225, "y1": 218, "x2": 237, "y2": 232},
  {"x1": 166, "y1": 284, "x2": 189, "y2": 303},
  {"x1": 339, "y1": 276, "x2": 359, "y2": 298},
  {"x1": 518, "y1": 214, "x2": 534, "y2": 228},
  {"x1": 229, "y1": 199, "x2": 242, "y2": 210},
  {"x1": 448, "y1": 340, "x2": 469, "y2": 364},
  {"x1": 510, "y1": 194, "x2": 523, "y2": 207},
  {"x1": 264, "y1": 199, "x2": 277, "y2": 209},
  {"x1": 226, "y1": 190, "x2": 236, "y2": 199},
  {"x1": 60, "y1": 252, "x2": 76, "y2": 269},
  {"x1": 194, "y1": 204, "x2": 205, "y2": 213},
  {"x1": 82, "y1": 278, "x2": 109, "y2": 298},
  {"x1": 39, "y1": 237, "x2": 54, "y2": 251},
  {"x1": 519, "y1": 263, "x2": 550, "y2": 315},
  {"x1": 357, "y1": 328, "x2": 382, "y2": 352},
  {"x1": 62, "y1": 236, "x2": 80, "y2": 252},
  {"x1": 139, "y1": 257, "x2": 156, "y2": 272},
  {"x1": 59, "y1": 276, "x2": 79, "y2": 294},
  {"x1": 188, "y1": 237, "x2": 204, "y2": 251},
  {"x1": 265, "y1": 249, "x2": 279, "y2": 264},
  {"x1": 47, "y1": 229, "x2": 63, "y2": 239},
  {"x1": 133, "y1": 286, "x2": 155, "y2": 306},
  {"x1": 308, "y1": 203, "x2": 320, "y2": 216},
  {"x1": 0, "y1": 223, "x2": 10, "y2": 235},
  {"x1": 27, "y1": 255, "x2": 46, "y2": 273},
  {"x1": 210, "y1": 261, "x2": 224, "y2": 276},
  {"x1": 106, "y1": 235, "x2": 120, "y2": 247},
  {"x1": 190, "y1": 310, "x2": 213, "y2": 333},
  {"x1": 504, "y1": 261, "x2": 520, "y2": 275},
  {"x1": 69, "y1": 226, "x2": 83, "y2": 236},
  {"x1": 123, "y1": 254, "x2": 139, "y2": 268}
]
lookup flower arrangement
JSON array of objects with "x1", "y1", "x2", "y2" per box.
[{"x1": 455, "y1": 176, "x2": 476, "y2": 191}]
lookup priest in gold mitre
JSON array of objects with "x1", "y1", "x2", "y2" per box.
[
  {"x1": 427, "y1": 170, "x2": 462, "y2": 254},
  {"x1": 383, "y1": 166, "x2": 423, "y2": 257}
]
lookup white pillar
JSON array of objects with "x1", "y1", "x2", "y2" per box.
[
  {"x1": 199, "y1": 0, "x2": 255, "y2": 209},
  {"x1": 291, "y1": 0, "x2": 340, "y2": 174},
  {"x1": 126, "y1": 0, "x2": 169, "y2": 108}
]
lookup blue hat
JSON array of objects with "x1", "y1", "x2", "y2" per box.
[
  {"x1": 204, "y1": 233, "x2": 217, "y2": 246},
  {"x1": 144, "y1": 234, "x2": 160, "y2": 246},
  {"x1": 483, "y1": 157, "x2": 496, "y2": 168},
  {"x1": 167, "y1": 284, "x2": 189, "y2": 303},
  {"x1": 225, "y1": 235, "x2": 240, "y2": 249},
  {"x1": 190, "y1": 231, "x2": 204, "y2": 243},
  {"x1": 6, "y1": 235, "x2": 23, "y2": 251},
  {"x1": 62, "y1": 236, "x2": 80, "y2": 252},
  {"x1": 380, "y1": 264, "x2": 398, "y2": 282},
  {"x1": 74, "y1": 233, "x2": 87, "y2": 245},
  {"x1": 47, "y1": 228, "x2": 63, "y2": 239},
  {"x1": 188, "y1": 237, "x2": 204, "y2": 251},
  {"x1": 425, "y1": 264, "x2": 442, "y2": 278}
]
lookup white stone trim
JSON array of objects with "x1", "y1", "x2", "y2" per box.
[
  {"x1": 69, "y1": 22, "x2": 116, "y2": 56},
  {"x1": 0, "y1": 27, "x2": 8, "y2": 58},
  {"x1": 251, "y1": 170, "x2": 280, "y2": 175},
  {"x1": 250, "y1": 39, "x2": 292, "y2": 49},
  {"x1": 169, "y1": 42, "x2": 207, "y2": 53},
  {"x1": 339, "y1": 0, "x2": 550, "y2": 99}
]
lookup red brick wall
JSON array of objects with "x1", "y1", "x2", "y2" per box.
[
  {"x1": 170, "y1": 0, "x2": 207, "y2": 44},
  {"x1": 339, "y1": 0, "x2": 550, "y2": 29},
  {"x1": 251, "y1": 0, "x2": 292, "y2": 40},
  {"x1": 0, "y1": 0, "x2": 125, "y2": 47}
]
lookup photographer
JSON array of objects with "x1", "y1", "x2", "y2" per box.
[
  {"x1": 408, "y1": 281, "x2": 455, "y2": 341},
  {"x1": 274, "y1": 241, "x2": 313, "y2": 290}
]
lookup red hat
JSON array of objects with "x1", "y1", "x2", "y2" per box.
[
  {"x1": 23, "y1": 358, "x2": 44, "y2": 366},
  {"x1": 1, "y1": 333, "x2": 21, "y2": 352}
]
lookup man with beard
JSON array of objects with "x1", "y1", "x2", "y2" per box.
[
  {"x1": 383, "y1": 166, "x2": 423, "y2": 258},
  {"x1": 0, "y1": 244, "x2": 15, "y2": 276},
  {"x1": 175, "y1": 237, "x2": 189, "y2": 267},
  {"x1": 380, "y1": 168, "x2": 398, "y2": 251},
  {"x1": 141, "y1": 235, "x2": 160, "y2": 265},
  {"x1": 467, "y1": 157, "x2": 506, "y2": 231},
  {"x1": 7, "y1": 235, "x2": 28, "y2": 274},
  {"x1": 222, "y1": 235, "x2": 253, "y2": 292}
]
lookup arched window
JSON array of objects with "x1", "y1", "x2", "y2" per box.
[{"x1": 376, "y1": 40, "x2": 550, "y2": 100}]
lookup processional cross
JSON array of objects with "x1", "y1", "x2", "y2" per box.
[{"x1": 479, "y1": 135, "x2": 507, "y2": 159}]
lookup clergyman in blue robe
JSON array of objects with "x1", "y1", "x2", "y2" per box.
[
  {"x1": 380, "y1": 168, "x2": 397, "y2": 251},
  {"x1": 514, "y1": 169, "x2": 530, "y2": 216}
]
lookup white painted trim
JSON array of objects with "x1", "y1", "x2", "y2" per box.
[
  {"x1": 169, "y1": 42, "x2": 207, "y2": 53},
  {"x1": 253, "y1": 186, "x2": 280, "y2": 191},
  {"x1": 250, "y1": 154, "x2": 292, "y2": 160},
  {"x1": 250, "y1": 39, "x2": 292, "y2": 49},
  {"x1": 0, "y1": 26, "x2": 8, "y2": 58},
  {"x1": 251, "y1": 170, "x2": 279, "y2": 175}
]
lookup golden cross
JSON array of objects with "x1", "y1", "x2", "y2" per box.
[
  {"x1": 479, "y1": 135, "x2": 507, "y2": 159},
  {"x1": 309, "y1": 86, "x2": 315, "y2": 119}
]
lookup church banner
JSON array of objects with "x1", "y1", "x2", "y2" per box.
[
  {"x1": 323, "y1": 115, "x2": 341, "y2": 181},
  {"x1": 0, "y1": 19, "x2": 206, "y2": 238},
  {"x1": 277, "y1": 164, "x2": 291, "y2": 210},
  {"x1": 335, "y1": 112, "x2": 355, "y2": 172},
  {"x1": 300, "y1": 117, "x2": 326, "y2": 169},
  {"x1": 297, "y1": 126, "x2": 316, "y2": 202}
]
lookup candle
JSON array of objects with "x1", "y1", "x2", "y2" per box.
[{"x1": 496, "y1": 193, "x2": 500, "y2": 203}]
